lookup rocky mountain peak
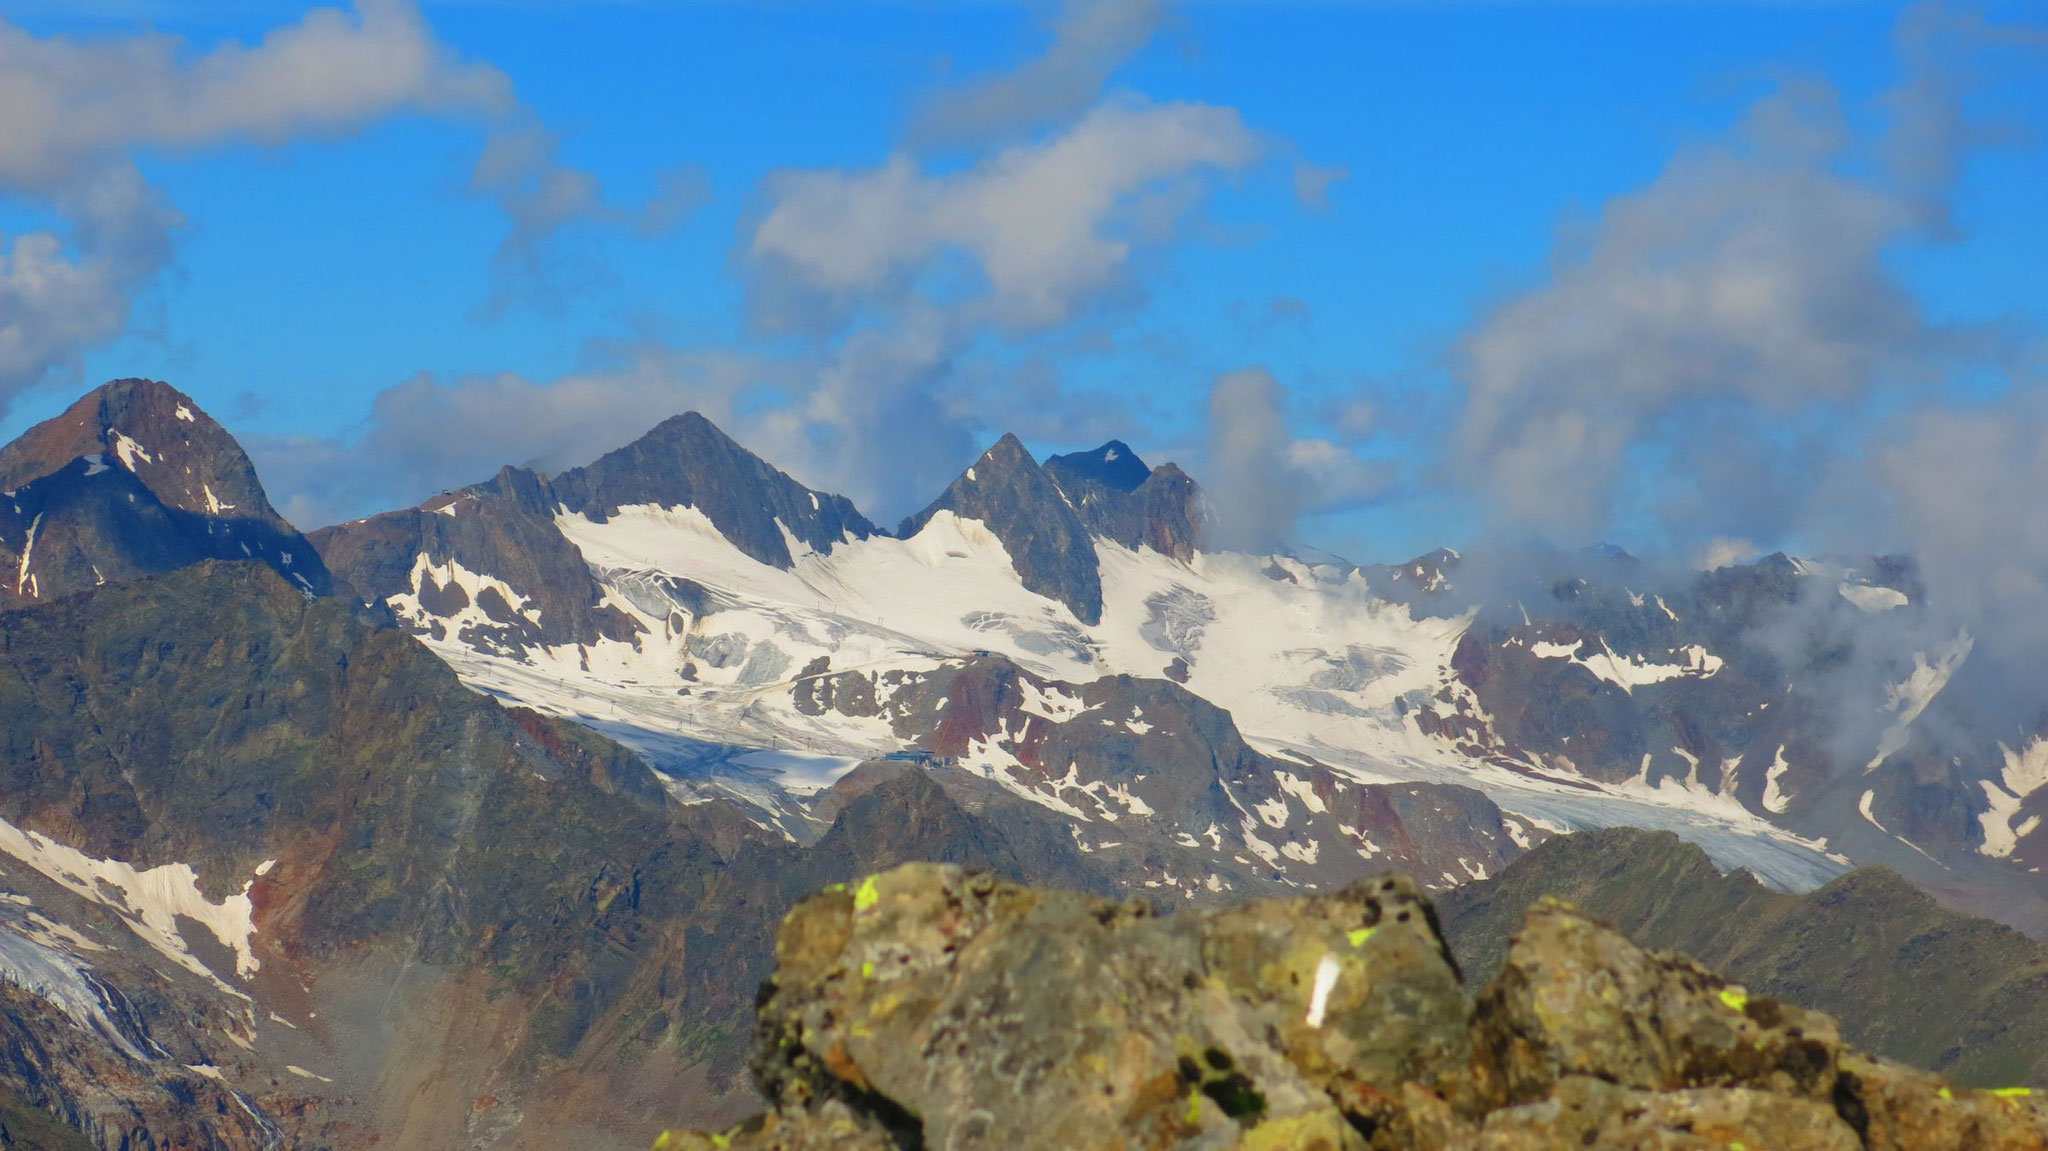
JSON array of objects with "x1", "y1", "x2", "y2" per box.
[
  {"x1": 1044, "y1": 439, "x2": 1150, "y2": 493},
  {"x1": 0, "y1": 378, "x2": 282, "y2": 524},
  {"x1": 1043, "y1": 438, "x2": 1202, "y2": 562},
  {"x1": 898, "y1": 434, "x2": 1104, "y2": 625},
  {"x1": 0, "y1": 378, "x2": 329, "y2": 604},
  {"x1": 548, "y1": 410, "x2": 876, "y2": 569}
]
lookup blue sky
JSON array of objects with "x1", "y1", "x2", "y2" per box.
[{"x1": 0, "y1": 0, "x2": 2042, "y2": 567}]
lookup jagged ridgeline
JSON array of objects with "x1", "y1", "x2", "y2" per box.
[
  {"x1": 653, "y1": 862, "x2": 2048, "y2": 1150},
  {"x1": 3, "y1": 377, "x2": 2048, "y2": 1151}
]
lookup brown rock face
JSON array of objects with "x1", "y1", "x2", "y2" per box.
[
  {"x1": 656, "y1": 865, "x2": 2048, "y2": 1151},
  {"x1": 0, "y1": 378, "x2": 330, "y2": 604}
]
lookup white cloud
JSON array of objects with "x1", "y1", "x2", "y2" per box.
[
  {"x1": 1453, "y1": 80, "x2": 1932, "y2": 542},
  {"x1": 1448, "y1": 3, "x2": 2043, "y2": 550},
  {"x1": 1203, "y1": 367, "x2": 1390, "y2": 551},
  {"x1": 1693, "y1": 537, "x2": 1758, "y2": 572},
  {"x1": 0, "y1": 0, "x2": 510, "y2": 191},
  {"x1": 1291, "y1": 160, "x2": 1347, "y2": 210},
  {"x1": 0, "y1": 164, "x2": 182, "y2": 396},
  {"x1": 470, "y1": 119, "x2": 709, "y2": 314},
  {"x1": 0, "y1": 1, "x2": 701, "y2": 408},
  {"x1": 0, "y1": 1, "x2": 510, "y2": 408},
  {"x1": 249, "y1": 345, "x2": 777, "y2": 528},
  {"x1": 749, "y1": 96, "x2": 1262, "y2": 330}
]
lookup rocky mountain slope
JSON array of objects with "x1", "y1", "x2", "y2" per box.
[
  {"x1": 0, "y1": 561, "x2": 1125, "y2": 1149},
  {"x1": 5, "y1": 557, "x2": 1458, "y2": 1148},
  {"x1": 654, "y1": 861, "x2": 2048, "y2": 1150},
  {"x1": 1437, "y1": 826, "x2": 2048, "y2": 1090}
]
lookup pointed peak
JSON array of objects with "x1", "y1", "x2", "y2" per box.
[
  {"x1": 652, "y1": 409, "x2": 719, "y2": 433},
  {"x1": 980, "y1": 433, "x2": 1036, "y2": 466},
  {"x1": 631, "y1": 410, "x2": 740, "y2": 452},
  {"x1": 550, "y1": 410, "x2": 876, "y2": 568},
  {"x1": 0, "y1": 378, "x2": 330, "y2": 601},
  {"x1": 896, "y1": 432, "x2": 1104, "y2": 624},
  {"x1": 940, "y1": 433, "x2": 1048, "y2": 496},
  {"x1": 1045, "y1": 439, "x2": 1151, "y2": 494},
  {"x1": 0, "y1": 378, "x2": 277, "y2": 518}
]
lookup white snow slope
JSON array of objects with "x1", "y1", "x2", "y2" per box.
[{"x1": 399, "y1": 501, "x2": 1850, "y2": 891}]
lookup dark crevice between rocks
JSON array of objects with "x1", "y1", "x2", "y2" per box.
[
  {"x1": 842, "y1": 1083, "x2": 927, "y2": 1151},
  {"x1": 1833, "y1": 1069, "x2": 1873, "y2": 1148},
  {"x1": 1178, "y1": 1049, "x2": 1267, "y2": 1121}
]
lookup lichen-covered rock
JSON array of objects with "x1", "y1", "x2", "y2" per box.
[
  {"x1": 651, "y1": 1101, "x2": 899, "y2": 1150},
  {"x1": 747, "y1": 864, "x2": 1469, "y2": 1149},
  {"x1": 1199, "y1": 873, "x2": 1471, "y2": 1134},
  {"x1": 655, "y1": 866, "x2": 2048, "y2": 1151},
  {"x1": 1469, "y1": 900, "x2": 1842, "y2": 1108},
  {"x1": 1839, "y1": 1054, "x2": 2048, "y2": 1151},
  {"x1": 1468, "y1": 1077, "x2": 1860, "y2": 1150}
]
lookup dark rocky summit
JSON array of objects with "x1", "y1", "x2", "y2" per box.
[
  {"x1": 550, "y1": 411, "x2": 877, "y2": 567},
  {"x1": 656, "y1": 862, "x2": 2048, "y2": 1150},
  {"x1": 1043, "y1": 440, "x2": 1202, "y2": 561},
  {"x1": 899, "y1": 433, "x2": 1107, "y2": 624},
  {"x1": 0, "y1": 378, "x2": 329, "y2": 605},
  {"x1": 314, "y1": 410, "x2": 878, "y2": 653}
]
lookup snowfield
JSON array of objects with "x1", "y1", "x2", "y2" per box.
[{"x1": 385, "y1": 500, "x2": 1873, "y2": 891}]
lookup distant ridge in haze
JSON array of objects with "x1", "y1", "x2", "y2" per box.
[{"x1": 1438, "y1": 827, "x2": 2048, "y2": 1090}]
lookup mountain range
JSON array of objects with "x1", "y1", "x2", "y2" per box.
[{"x1": 0, "y1": 377, "x2": 2045, "y2": 1149}]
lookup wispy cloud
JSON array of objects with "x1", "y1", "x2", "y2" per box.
[
  {"x1": 0, "y1": 0, "x2": 707, "y2": 411},
  {"x1": 907, "y1": 0, "x2": 1171, "y2": 149},
  {"x1": 0, "y1": 0, "x2": 510, "y2": 410},
  {"x1": 260, "y1": 0, "x2": 1324, "y2": 529},
  {"x1": 1203, "y1": 366, "x2": 1395, "y2": 551},
  {"x1": 748, "y1": 96, "x2": 1262, "y2": 331}
]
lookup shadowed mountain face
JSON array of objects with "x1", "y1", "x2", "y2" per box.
[
  {"x1": 0, "y1": 561, "x2": 1200, "y2": 1150},
  {"x1": 309, "y1": 464, "x2": 643, "y2": 653},
  {"x1": 6, "y1": 381, "x2": 2048, "y2": 1147},
  {"x1": 794, "y1": 651, "x2": 1541, "y2": 896},
  {"x1": 0, "y1": 379, "x2": 329, "y2": 605},
  {"x1": 550, "y1": 411, "x2": 878, "y2": 567},
  {"x1": 898, "y1": 433, "x2": 1107, "y2": 624},
  {"x1": 314, "y1": 412, "x2": 878, "y2": 652},
  {"x1": 303, "y1": 400, "x2": 2048, "y2": 937},
  {"x1": 1437, "y1": 827, "x2": 2048, "y2": 1091},
  {"x1": 1043, "y1": 439, "x2": 1203, "y2": 562}
]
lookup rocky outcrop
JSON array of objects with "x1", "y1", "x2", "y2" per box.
[
  {"x1": 655, "y1": 863, "x2": 2048, "y2": 1150},
  {"x1": 313, "y1": 410, "x2": 876, "y2": 654},
  {"x1": 311, "y1": 464, "x2": 642, "y2": 652},
  {"x1": 794, "y1": 653, "x2": 1541, "y2": 895}
]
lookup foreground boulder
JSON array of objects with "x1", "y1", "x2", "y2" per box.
[{"x1": 654, "y1": 865, "x2": 2048, "y2": 1150}]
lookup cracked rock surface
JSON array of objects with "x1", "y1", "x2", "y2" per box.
[{"x1": 654, "y1": 864, "x2": 2048, "y2": 1150}]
